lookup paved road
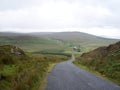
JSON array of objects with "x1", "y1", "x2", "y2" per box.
[{"x1": 45, "y1": 55, "x2": 120, "y2": 90}]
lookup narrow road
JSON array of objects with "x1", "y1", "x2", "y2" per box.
[{"x1": 45, "y1": 55, "x2": 120, "y2": 90}]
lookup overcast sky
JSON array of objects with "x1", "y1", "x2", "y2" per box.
[{"x1": 0, "y1": 0, "x2": 120, "y2": 39}]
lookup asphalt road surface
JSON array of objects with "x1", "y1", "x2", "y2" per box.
[{"x1": 45, "y1": 55, "x2": 120, "y2": 90}]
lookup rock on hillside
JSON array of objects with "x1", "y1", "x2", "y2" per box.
[
  {"x1": 0, "y1": 45, "x2": 25, "y2": 64},
  {"x1": 0, "y1": 45, "x2": 25, "y2": 56}
]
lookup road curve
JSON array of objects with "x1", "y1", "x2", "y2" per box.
[{"x1": 45, "y1": 56, "x2": 120, "y2": 90}]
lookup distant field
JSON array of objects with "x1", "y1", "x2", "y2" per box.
[{"x1": 33, "y1": 49, "x2": 71, "y2": 57}]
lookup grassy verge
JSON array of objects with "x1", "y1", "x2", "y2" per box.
[
  {"x1": 21, "y1": 54, "x2": 69, "y2": 90},
  {"x1": 73, "y1": 62, "x2": 106, "y2": 79},
  {"x1": 39, "y1": 63, "x2": 56, "y2": 90},
  {"x1": 73, "y1": 61, "x2": 120, "y2": 86}
]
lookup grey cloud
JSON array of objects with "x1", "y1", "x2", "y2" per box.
[{"x1": 0, "y1": 0, "x2": 120, "y2": 31}]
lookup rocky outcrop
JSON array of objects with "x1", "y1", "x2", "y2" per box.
[
  {"x1": 0, "y1": 45, "x2": 25, "y2": 56},
  {"x1": 10, "y1": 47, "x2": 24, "y2": 56}
]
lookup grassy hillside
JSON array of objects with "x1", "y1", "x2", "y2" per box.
[
  {"x1": 74, "y1": 41, "x2": 120, "y2": 85},
  {"x1": 45, "y1": 32, "x2": 119, "y2": 53},
  {"x1": 0, "y1": 45, "x2": 69, "y2": 90},
  {"x1": 0, "y1": 32, "x2": 119, "y2": 53},
  {"x1": 0, "y1": 32, "x2": 67, "y2": 52}
]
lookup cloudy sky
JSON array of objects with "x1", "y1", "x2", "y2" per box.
[{"x1": 0, "y1": 0, "x2": 120, "y2": 39}]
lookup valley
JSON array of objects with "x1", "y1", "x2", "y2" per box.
[{"x1": 0, "y1": 32, "x2": 120, "y2": 90}]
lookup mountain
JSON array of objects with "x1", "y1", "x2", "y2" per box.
[
  {"x1": 42, "y1": 32, "x2": 119, "y2": 52},
  {"x1": 0, "y1": 32, "x2": 66, "y2": 52},
  {"x1": 0, "y1": 32, "x2": 119, "y2": 52},
  {"x1": 75, "y1": 41, "x2": 120, "y2": 85},
  {"x1": 48, "y1": 31, "x2": 119, "y2": 43}
]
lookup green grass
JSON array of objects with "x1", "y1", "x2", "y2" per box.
[
  {"x1": 1, "y1": 65, "x2": 17, "y2": 76},
  {"x1": 73, "y1": 61, "x2": 108, "y2": 80},
  {"x1": 0, "y1": 45, "x2": 69, "y2": 90},
  {"x1": 38, "y1": 63, "x2": 56, "y2": 90},
  {"x1": 33, "y1": 49, "x2": 71, "y2": 57},
  {"x1": 75, "y1": 57, "x2": 120, "y2": 85}
]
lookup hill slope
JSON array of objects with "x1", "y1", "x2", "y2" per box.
[
  {"x1": 0, "y1": 32, "x2": 119, "y2": 53},
  {"x1": 74, "y1": 41, "x2": 120, "y2": 85},
  {"x1": 0, "y1": 32, "x2": 66, "y2": 52},
  {"x1": 47, "y1": 31, "x2": 118, "y2": 42},
  {"x1": 0, "y1": 45, "x2": 68, "y2": 90},
  {"x1": 43, "y1": 32, "x2": 119, "y2": 52}
]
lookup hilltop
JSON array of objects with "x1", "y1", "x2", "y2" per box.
[{"x1": 48, "y1": 32, "x2": 119, "y2": 44}]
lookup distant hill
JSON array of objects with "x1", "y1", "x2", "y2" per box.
[
  {"x1": 0, "y1": 32, "x2": 119, "y2": 52},
  {"x1": 75, "y1": 41, "x2": 120, "y2": 85},
  {"x1": 47, "y1": 32, "x2": 119, "y2": 43},
  {"x1": 0, "y1": 32, "x2": 66, "y2": 52},
  {"x1": 43, "y1": 32, "x2": 120, "y2": 52}
]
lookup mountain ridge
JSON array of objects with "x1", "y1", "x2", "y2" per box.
[{"x1": 0, "y1": 32, "x2": 119, "y2": 52}]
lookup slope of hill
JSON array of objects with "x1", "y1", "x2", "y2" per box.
[
  {"x1": 47, "y1": 32, "x2": 118, "y2": 42},
  {"x1": 0, "y1": 32, "x2": 119, "y2": 53},
  {"x1": 74, "y1": 41, "x2": 120, "y2": 85},
  {"x1": 0, "y1": 45, "x2": 68, "y2": 90},
  {"x1": 44, "y1": 32, "x2": 119, "y2": 52},
  {"x1": 0, "y1": 32, "x2": 67, "y2": 52},
  {"x1": 81, "y1": 41, "x2": 120, "y2": 58}
]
